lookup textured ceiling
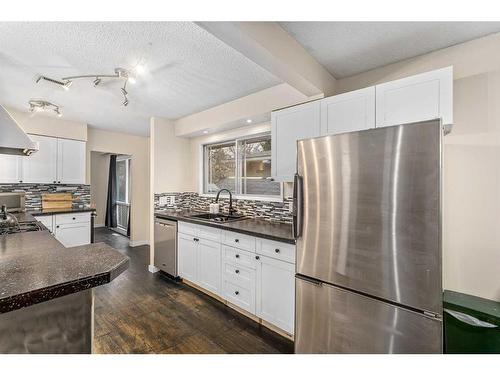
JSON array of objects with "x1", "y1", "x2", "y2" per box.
[
  {"x1": 0, "y1": 22, "x2": 280, "y2": 135},
  {"x1": 280, "y1": 22, "x2": 500, "y2": 78}
]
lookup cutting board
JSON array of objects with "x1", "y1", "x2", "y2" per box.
[{"x1": 42, "y1": 193, "x2": 73, "y2": 210}]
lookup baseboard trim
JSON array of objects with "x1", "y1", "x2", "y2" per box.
[
  {"x1": 148, "y1": 265, "x2": 160, "y2": 273},
  {"x1": 129, "y1": 240, "x2": 150, "y2": 247}
]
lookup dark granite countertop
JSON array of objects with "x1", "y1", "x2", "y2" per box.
[
  {"x1": 155, "y1": 209, "x2": 295, "y2": 244},
  {"x1": 0, "y1": 213, "x2": 128, "y2": 314},
  {"x1": 28, "y1": 207, "x2": 96, "y2": 216}
]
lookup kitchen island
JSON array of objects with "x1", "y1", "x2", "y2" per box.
[{"x1": 0, "y1": 213, "x2": 129, "y2": 353}]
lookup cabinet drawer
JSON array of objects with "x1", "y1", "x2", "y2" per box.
[
  {"x1": 257, "y1": 238, "x2": 296, "y2": 264},
  {"x1": 55, "y1": 212, "x2": 90, "y2": 225},
  {"x1": 223, "y1": 279, "x2": 255, "y2": 314},
  {"x1": 222, "y1": 230, "x2": 256, "y2": 252},
  {"x1": 222, "y1": 245, "x2": 256, "y2": 269},
  {"x1": 222, "y1": 261, "x2": 255, "y2": 289},
  {"x1": 197, "y1": 225, "x2": 221, "y2": 242},
  {"x1": 178, "y1": 221, "x2": 197, "y2": 236}
]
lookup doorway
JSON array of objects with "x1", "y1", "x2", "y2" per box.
[{"x1": 90, "y1": 152, "x2": 132, "y2": 238}]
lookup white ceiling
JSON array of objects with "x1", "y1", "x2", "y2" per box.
[
  {"x1": 280, "y1": 22, "x2": 500, "y2": 78},
  {"x1": 0, "y1": 22, "x2": 280, "y2": 135}
]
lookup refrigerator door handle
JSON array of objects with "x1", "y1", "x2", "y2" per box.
[
  {"x1": 296, "y1": 274, "x2": 323, "y2": 286},
  {"x1": 293, "y1": 173, "x2": 304, "y2": 239}
]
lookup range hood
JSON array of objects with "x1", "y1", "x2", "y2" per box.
[{"x1": 0, "y1": 105, "x2": 38, "y2": 156}]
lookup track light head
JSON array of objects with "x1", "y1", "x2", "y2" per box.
[
  {"x1": 93, "y1": 77, "x2": 101, "y2": 87},
  {"x1": 121, "y1": 87, "x2": 128, "y2": 96}
]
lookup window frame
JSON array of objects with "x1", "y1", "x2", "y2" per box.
[{"x1": 200, "y1": 132, "x2": 283, "y2": 202}]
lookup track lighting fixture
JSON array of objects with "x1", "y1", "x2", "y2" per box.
[
  {"x1": 36, "y1": 63, "x2": 145, "y2": 107},
  {"x1": 29, "y1": 100, "x2": 62, "y2": 117}
]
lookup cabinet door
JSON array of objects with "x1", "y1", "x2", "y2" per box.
[
  {"x1": 178, "y1": 233, "x2": 198, "y2": 283},
  {"x1": 55, "y1": 222, "x2": 90, "y2": 247},
  {"x1": 0, "y1": 154, "x2": 23, "y2": 183},
  {"x1": 320, "y1": 87, "x2": 375, "y2": 135},
  {"x1": 376, "y1": 66, "x2": 453, "y2": 127},
  {"x1": 57, "y1": 138, "x2": 86, "y2": 184},
  {"x1": 197, "y1": 238, "x2": 221, "y2": 296},
  {"x1": 256, "y1": 255, "x2": 295, "y2": 334},
  {"x1": 271, "y1": 101, "x2": 321, "y2": 182},
  {"x1": 22, "y1": 135, "x2": 58, "y2": 183},
  {"x1": 36, "y1": 215, "x2": 54, "y2": 233}
]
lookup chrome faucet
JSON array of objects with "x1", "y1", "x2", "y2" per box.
[{"x1": 215, "y1": 189, "x2": 236, "y2": 216}]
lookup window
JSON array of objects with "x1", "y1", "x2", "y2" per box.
[
  {"x1": 115, "y1": 156, "x2": 131, "y2": 234},
  {"x1": 203, "y1": 134, "x2": 281, "y2": 198}
]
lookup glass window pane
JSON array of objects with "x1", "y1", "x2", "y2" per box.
[
  {"x1": 205, "y1": 142, "x2": 236, "y2": 194},
  {"x1": 116, "y1": 160, "x2": 127, "y2": 202},
  {"x1": 238, "y1": 136, "x2": 281, "y2": 196}
]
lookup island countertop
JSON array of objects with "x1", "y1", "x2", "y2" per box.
[
  {"x1": 155, "y1": 209, "x2": 295, "y2": 244},
  {"x1": 0, "y1": 213, "x2": 129, "y2": 314}
]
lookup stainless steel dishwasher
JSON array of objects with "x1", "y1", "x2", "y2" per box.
[{"x1": 154, "y1": 217, "x2": 178, "y2": 277}]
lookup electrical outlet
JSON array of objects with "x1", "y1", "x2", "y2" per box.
[
  {"x1": 169, "y1": 196, "x2": 176, "y2": 205},
  {"x1": 159, "y1": 196, "x2": 169, "y2": 205}
]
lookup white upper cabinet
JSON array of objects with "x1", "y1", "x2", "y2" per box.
[
  {"x1": 271, "y1": 100, "x2": 321, "y2": 182},
  {"x1": 320, "y1": 86, "x2": 375, "y2": 135},
  {"x1": 57, "y1": 138, "x2": 86, "y2": 184},
  {"x1": 0, "y1": 135, "x2": 86, "y2": 185},
  {"x1": 375, "y1": 66, "x2": 453, "y2": 127},
  {"x1": 22, "y1": 135, "x2": 58, "y2": 183},
  {"x1": 0, "y1": 154, "x2": 23, "y2": 183}
]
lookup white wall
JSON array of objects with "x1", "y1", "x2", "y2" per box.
[
  {"x1": 336, "y1": 32, "x2": 500, "y2": 301},
  {"x1": 86, "y1": 128, "x2": 150, "y2": 245},
  {"x1": 90, "y1": 152, "x2": 109, "y2": 227},
  {"x1": 151, "y1": 117, "x2": 194, "y2": 193}
]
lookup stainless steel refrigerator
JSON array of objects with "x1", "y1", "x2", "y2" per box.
[{"x1": 293, "y1": 119, "x2": 443, "y2": 354}]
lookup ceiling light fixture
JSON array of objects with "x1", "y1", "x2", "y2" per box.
[
  {"x1": 203, "y1": 130, "x2": 209, "y2": 134},
  {"x1": 246, "y1": 119, "x2": 252, "y2": 124},
  {"x1": 29, "y1": 100, "x2": 62, "y2": 117},
  {"x1": 36, "y1": 75, "x2": 72, "y2": 90}
]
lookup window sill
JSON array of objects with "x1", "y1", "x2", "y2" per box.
[{"x1": 199, "y1": 193, "x2": 284, "y2": 203}]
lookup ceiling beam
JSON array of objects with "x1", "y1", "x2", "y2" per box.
[
  {"x1": 197, "y1": 22, "x2": 337, "y2": 97},
  {"x1": 174, "y1": 83, "x2": 311, "y2": 137}
]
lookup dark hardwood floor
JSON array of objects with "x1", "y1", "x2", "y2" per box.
[{"x1": 93, "y1": 228, "x2": 294, "y2": 354}]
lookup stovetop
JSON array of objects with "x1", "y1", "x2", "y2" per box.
[{"x1": 0, "y1": 221, "x2": 45, "y2": 236}]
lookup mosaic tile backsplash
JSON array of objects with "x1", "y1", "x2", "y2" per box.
[
  {"x1": 155, "y1": 192, "x2": 293, "y2": 223},
  {"x1": 0, "y1": 183, "x2": 91, "y2": 210}
]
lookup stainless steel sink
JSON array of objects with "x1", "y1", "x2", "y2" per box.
[{"x1": 188, "y1": 212, "x2": 248, "y2": 223}]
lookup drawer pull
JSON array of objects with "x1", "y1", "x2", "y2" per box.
[
  {"x1": 234, "y1": 291, "x2": 239, "y2": 295},
  {"x1": 255, "y1": 256, "x2": 260, "y2": 260},
  {"x1": 72, "y1": 217, "x2": 76, "y2": 220},
  {"x1": 235, "y1": 254, "x2": 240, "y2": 258},
  {"x1": 275, "y1": 248, "x2": 280, "y2": 253},
  {"x1": 234, "y1": 239, "x2": 239, "y2": 243},
  {"x1": 235, "y1": 269, "x2": 240, "y2": 274},
  {"x1": 193, "y1": 237, "x2": 199, "y2": 242}
]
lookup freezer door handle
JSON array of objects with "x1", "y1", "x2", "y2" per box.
[
  {"x1": 293, "y1": 173, "x2": 303, "y2": 239},
  {"x1": 296, "y1": 274, "x2": 322, "y2": 286}
]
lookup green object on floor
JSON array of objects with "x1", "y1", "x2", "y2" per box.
[{"x1": 444, "y1": 290, "x2": 500, "y2": 353}]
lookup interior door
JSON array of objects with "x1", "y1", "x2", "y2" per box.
[
  {"x1": 296, "y1": 120, "x2": 442, "y2": 313},
  {"x1": 295, "y1": 277, "x2": 442, "y2": 354},
  {"x1": 22, "y1": 135, "x2": 57, "y2": 183}
]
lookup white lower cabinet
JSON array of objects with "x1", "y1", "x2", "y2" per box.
[
  {"x1": 256, "y1": 255, "x2": 295, "y2": 335},
  {"x1": 177, "y1": 222, "x2": 296, "y2": 335},
  {"x1": 197, "y1": 238, "x2": 221, "y2": 295},
  {"x1": 34, "y1": 212, "x2": 91, "y2": 248},
  {"x1": 178, "y1": 233, "x2": 198, "y2": 283}
]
